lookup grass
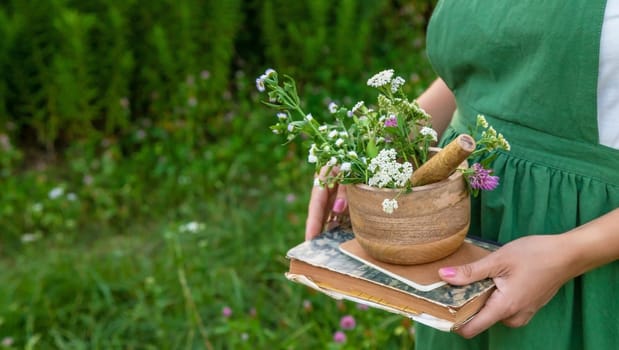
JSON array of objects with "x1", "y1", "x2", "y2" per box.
[{"x1": 0, "y1": 151, "x2": 418, "y2": 349}]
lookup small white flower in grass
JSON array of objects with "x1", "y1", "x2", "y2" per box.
[
  {"x1": 339, "y1": 131, "x2": 348, "y2": 138},
  {"x1": 288, "y1": 124, "x2": 294, "y2": 132},
  {"x1": 382, "y1": 198, "x2": 399, "y2": 214},
  {"x1": 318, "y1": 125, "x2": 328, "y2": 132},
  {"x1": 2, "y1": 337, "x2": 14, "y2": 347},
  {"x1": 180, "y1": 221, "x2": 203, "y2": 233},
  {"x1": 305, "y1": 113, "x2": 314, "y2": 121},
  {"x1": 277, "y1": 112, "x2": 287, "y2": 120},
  {"x1": 308, "y1": 154, "x2": 318, "y2": 163},
  {"x1": 313, "y1": 178, "x2": 322, "y2": 187},
  {"x1": 264, "y1": 68, "x2": 276, "y2": 77},
  {"x1": 272, "y1": 129, "x2": 280, "y2": 134},
  {"x1": 420, "y1": 126, "x2": 438, "y2": 141},
  {"x1": 335, "y1": 138, "x2": 345, "y2": 147},
  {"x1": 328, "y1": 102, "x2": 338, "y2": 114},
  {"x1": 328, "y1": 130, "x2": 338, "y2": 139},
  {"x1": 391, "y1": 76, "x2": 406, "y2": 93},
  {"x1": 327, "y1": 156, "x2": 338, "y2": 166},
  {"x1": 49, "y1": 187, "x2": 64, "y2": 200},
  {"x1": 347, "y1": 110, "x2": 354, "y2": 118},
  {"x1": 367, "y1": 69, "x2": 395, "y2": 87},
  {"x1": 347, "y1": 151, "x2": 358, "y2": 158},
  {"x1": 21, "y1": 233, "x2": 42, "y2": 244},
  {"x1": 32, "y1": 203, "x2": 43, "y2": 213},
  {"x1": 341, "y1": 162, "x2": 352, "y2": 172}
]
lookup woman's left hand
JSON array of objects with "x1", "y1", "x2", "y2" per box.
[{"x1": 438, "y1": 234, "x2": 576, "y2": 338}]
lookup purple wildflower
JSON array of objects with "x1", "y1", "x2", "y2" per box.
[
  {"x1": 468, "y1": 163, "x2": 499, "y2": 191},
  {"x1": 339, "y1": 315, "x2": 356, "y2": 330},
  {"x1": 333, "y1": 331, "x2": 347, "y2": 343},
  {"x1": 384, "y1": 115, "x2": 398, "y2": 127},
  {"x1": 222, "y1": 306, "x2": 232, "y2": 318}
]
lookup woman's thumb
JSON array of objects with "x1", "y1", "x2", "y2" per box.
[{"x1": 438, "y1": 255, "x2": 494, "y2": 286}]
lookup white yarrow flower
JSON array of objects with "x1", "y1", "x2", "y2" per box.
[
  {"x1": 391, "y1": 76, "x2": 405, "y2": 93},
  {"x1": 382, "y1": 198, "x2": 399, "y2": 214},
  {"x1": 367, "y1": 149, "x2": 413, "y2": 188},
  {"x1": 420, "y1": 126, "x2": 438, "y2": 141},
  {"x1": 367, "y1": 69, "x2": 395, "y2": 87}
]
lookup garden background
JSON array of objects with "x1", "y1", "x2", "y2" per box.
[{"x1": 0, "y1": 0, "x2": 438, "y2": 348}]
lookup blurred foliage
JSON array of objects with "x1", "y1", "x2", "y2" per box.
[
  {"x1": 0, "y1": 0, "x2": 438, "y2": 348},
  {"x1": 1, "y1": 0, "x2": 436, "y2": 154},
  {"x1": 0, "y1": 0, "x2": 437, "y2": 243}
]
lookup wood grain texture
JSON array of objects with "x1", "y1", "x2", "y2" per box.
[
  {"x1": 411, "y1": 134, "x2": 475, "y2": 186},
  {"x1": 348, "y1": 162, "x2": 470, "y2": 265}
]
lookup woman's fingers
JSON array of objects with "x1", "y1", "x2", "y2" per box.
[
  {"x1": 305, "y1": 167, "x2": 339, "y2": 240},
  {"x1": 305, "y1": 183, "x2": 331, "y2": 240}
]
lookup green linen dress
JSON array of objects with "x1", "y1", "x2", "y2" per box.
[{"x1": 415, "y1": 1, "x2": 619, "y2": 349}]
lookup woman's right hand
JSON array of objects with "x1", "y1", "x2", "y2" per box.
[{"x1": 305, "y1": 167, "x2": 349, "y2": 240}]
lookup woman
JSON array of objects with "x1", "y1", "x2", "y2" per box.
[{"x1": 305, "y1": 1, "x2": 619, "y2": 349}]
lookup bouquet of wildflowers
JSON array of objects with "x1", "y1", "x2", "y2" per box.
[{"x1": 256, "y1": 68, "x2": 509, "y2": 212}]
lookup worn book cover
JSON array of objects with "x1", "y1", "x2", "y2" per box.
[{"x1": 285, "y1": 227, "x2": 499, "y2": 331}]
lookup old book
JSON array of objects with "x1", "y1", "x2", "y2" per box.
[{"x1": 285, "y1": 227, "x2": 499, "y2": 331}]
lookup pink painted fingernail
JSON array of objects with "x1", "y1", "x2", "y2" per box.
[
  {"x1": 332, "y1": 198, "x2": 346, "y2": 213},
  {"x1": 439, "y1": 267, "x2": 457, "y2": 278}
]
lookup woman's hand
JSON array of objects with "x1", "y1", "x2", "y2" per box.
[
  {"x1": 305, "y1": 167, "x2": 348, "y2": 240},
  {"x1": 438, "y1": 234, "x2": 577, "y2": 338},
  {"x1": 438, "y1": 208, "x2": 619, "y2": 338}
]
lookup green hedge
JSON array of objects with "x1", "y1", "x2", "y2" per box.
[{"x1": 0, "y1": 0, "x2": 436, "y2": 156}]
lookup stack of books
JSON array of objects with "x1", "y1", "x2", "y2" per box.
[{"x1": 285, "y1": 227, "x2": 499, "y2": 331}]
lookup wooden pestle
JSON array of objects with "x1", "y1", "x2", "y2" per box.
[{"x1": 411, "y1": 134, "x2": 476, "y2": 187}]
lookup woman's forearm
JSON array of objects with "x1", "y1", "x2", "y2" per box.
[
  {"x1": 416, "y1": 78, "x2": 457, "y2": 139},
  {"x1": 563, "y1": 207, "x2": 619, "y2": 277}
]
